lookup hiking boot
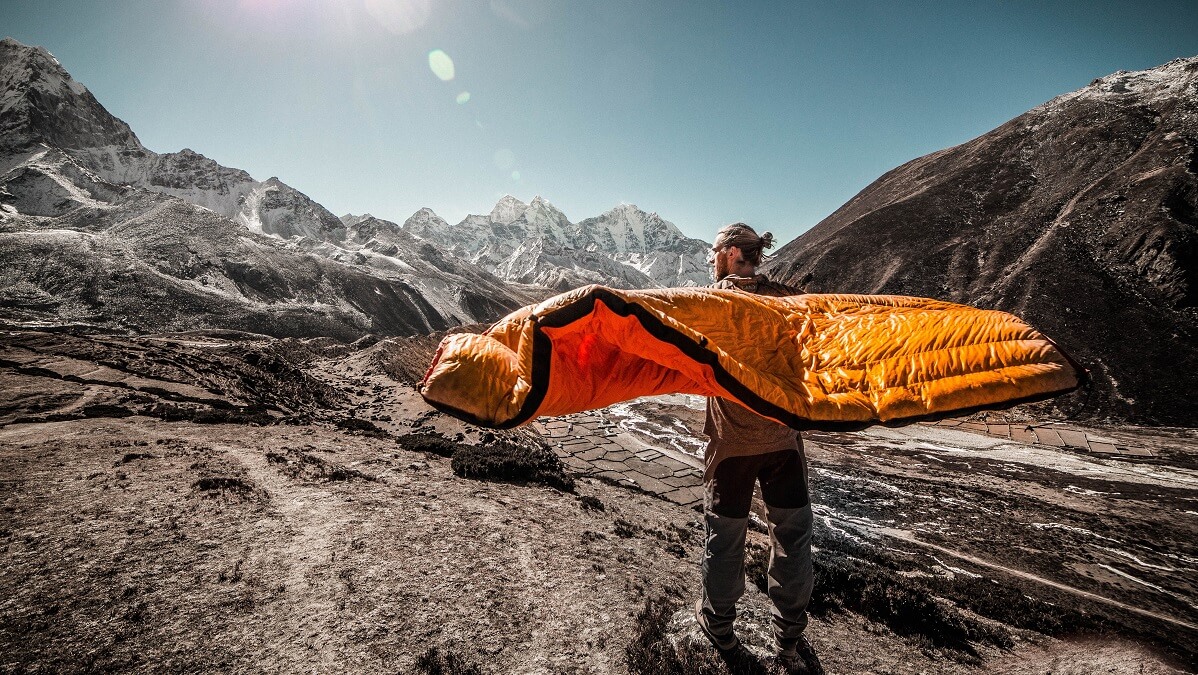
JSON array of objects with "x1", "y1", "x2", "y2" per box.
[
  {"x1": 692, "y1": 599, "x2": 740, "y2": 652},
  {"x1": 776, "y1": 633, "x2": 823, "y2": 674}
]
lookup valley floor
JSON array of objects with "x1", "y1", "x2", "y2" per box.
[{"x1": 1, "y1": 327, "x2": 1195, "y2": 673}]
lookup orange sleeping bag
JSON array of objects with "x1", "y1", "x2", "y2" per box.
[{"x1": 418, "y1": 284, "x2": 1081, "y2": 430}]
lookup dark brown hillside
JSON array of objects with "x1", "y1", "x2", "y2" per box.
[{"x1": 765, "y1": 57, "x2": 1198, "y2": 425}]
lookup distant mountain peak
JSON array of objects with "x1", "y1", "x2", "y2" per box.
[
  {"x1": 602, "y1": 202, "x2": 649, "y2": 221},
  {"x1": 526, "y1": 195, "x2": 563, "y2": 212},
  {"x1": 339, "y1": 213, "x2": 372, "y2": 227},
  {"x1": 1, "y1": 37, "x2": 66, "y2": 74},
  {"x1": 401, "y1": 207, "x2": 451, "y2": 246},
  {"x1": 1, "y1": 37, "x2": 140, "y2": 153},
  {"x1": 404, "y1": 207, "x2": 448, "y2": 226},
  {"x1": 490, "y1": 194, "x2": 528, "y2": 224}
]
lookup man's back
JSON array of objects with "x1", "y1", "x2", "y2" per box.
[{"x1": 703, "y1": 273, "x2": 803, "y2": 475}]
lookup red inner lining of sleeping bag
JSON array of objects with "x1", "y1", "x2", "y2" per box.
[{"x1": 536, "y1": 301, "x2": 720, "y2": 417}]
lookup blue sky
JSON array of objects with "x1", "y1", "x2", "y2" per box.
[{"x1": 6, "y1": 0, "x2": 1198, "y2": 243}]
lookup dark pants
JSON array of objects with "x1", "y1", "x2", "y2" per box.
[{"x1": 699, "y1": 447, "x2": 813, "y2": 643}]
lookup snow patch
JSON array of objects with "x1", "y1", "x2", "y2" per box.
[{"x1": 1030, "y1": 522, "x2": 1121, "y2": 543}]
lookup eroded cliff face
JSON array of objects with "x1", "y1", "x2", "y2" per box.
[{"x1": 765, "y1": 57, "x2": 1198, "y2": 425}]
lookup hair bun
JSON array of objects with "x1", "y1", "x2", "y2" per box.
[{"x1": 760, "y1": 232, "x2": 775, "y2": 250}]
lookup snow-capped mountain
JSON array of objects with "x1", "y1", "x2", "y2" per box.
[
  {"x1": 0, "y1": 40, "x2": 139, "y2": 154},
  {"x1": 2, "y1": 34, "x2": 713, "y2": 293},
  {"x1": 0, "y1": 36, "x2": 716, "y2": 341},
  {"x1": 579, "y1": 203, "x2": 712, "y2": 288},
  {"x1": 385, "y1": 196, "x2": 712, "y2": 290},
  {"x1": 0, "y1": 38, "x2": 347, "y2": 243},
  {"x1": 0, "y1": 38, "x2": 541, "y2": 337}
]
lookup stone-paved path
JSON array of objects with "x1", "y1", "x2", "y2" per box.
[
  {"x1": 921, "y1": 418, "x2": 1157, "y2": 457},
  {"x1": 531, "y1": 407, "x2": 1163, "y2": 509},
  {"x1": 532, "y1": 412, "x2": 706, "y2": 508}
]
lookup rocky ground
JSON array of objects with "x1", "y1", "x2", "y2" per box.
[{"x1": 1, "y1": 325, "x2": 1195, "y2": 674}]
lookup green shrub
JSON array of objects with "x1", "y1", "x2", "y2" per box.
[
  {"x1": 812, "y1": 554, "x2": 1012, "y2": 660},
  {"x1": 746, "y1": 542, "x2": 770, "y2": 593},
  {"x1": 923, "y1": 574, "x2": 1094, "y2": 635},
  {"x1": 335, "y1": 416, "x2": 389, "y2": 438}
]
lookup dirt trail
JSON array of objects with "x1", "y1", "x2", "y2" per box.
[{"x1": 216, "y1": 439, "x2": 349, "y2": 670}]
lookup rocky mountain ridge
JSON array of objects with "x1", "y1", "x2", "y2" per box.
[
  {"x1": 0, "y1": 39, "x2": 347, "y2": 243},
  {"x1": 0, "y1": 37, "x2": 542, "y2": 338},
  {"x1": 764, "y1": 55, "x2": 1198, "y2": 425},
  {"x1": 1, "y1": 35, "x2": 710, "y2": 339},
  {"x1": 344, "y1": 196, "x2": 712, "y2": 290}
]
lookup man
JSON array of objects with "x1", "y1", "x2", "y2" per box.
[{"x1": 695, "y1": 222, "x2": 823, "y2": 673}]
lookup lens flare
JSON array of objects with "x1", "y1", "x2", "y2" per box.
[
  {"x1": 364, "y1": 0, "x2": 431, "y2": 35},
  {"x1": 428, "y1": 49, "x2": 455, "y2": 81},
  {"x1": 456, "y1": 91, "x2": 471, "y2": 104},
  {"x1": 511, "y1": 171, "x2": 521, "y2": 180}
]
